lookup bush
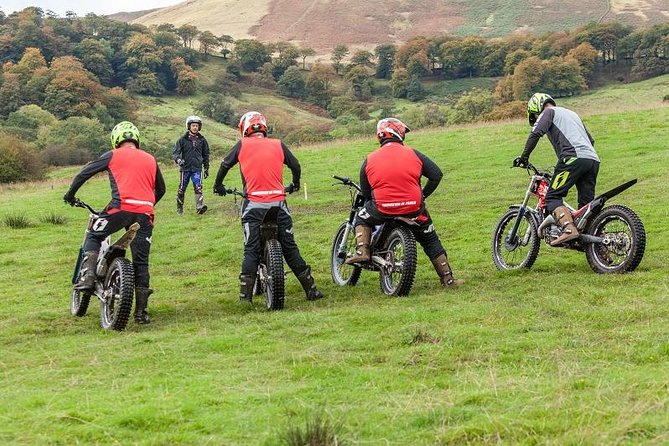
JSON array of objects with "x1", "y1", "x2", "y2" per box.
[
  {"x1": 277, "y1": 413, "x2": 345, "y2": 446},
  {"x1": 40, "y1": 212, "x2": 68, "y2": 225},
  {"x1": 484, "y1": 100, "x2": 526, "y2": 121},
  {"x1": 0, "y1": 134, "x2": 44, "y2": 183},
  {"x1": 41, "y1": 144, "x2": 92, "y2": 166},
  {"x1": 197, "y1": 93, "x2": 236, "y2": 126}
]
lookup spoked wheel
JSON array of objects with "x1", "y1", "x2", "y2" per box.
[
  {"x1": 71, "y1": 250, "x2": 91, "y2": 317},
  {"x1": 492, "y1": 208, "x2": 540, "y2": 270},
  {"x1": 100, "y1": 257, "x2": 135, "y2": 331},
  {"x1": 585, "y1": 205, "x2": 646, "y2": 273},
  {"x1": 330, "y1": 222, "x2": 362, "y2": 286},
  {"x1": 379, "y1": 227, "x2": 417, "y2": 296},
  {"x1": 261, "y1": 239, "x2": 285, "y2": 310}
]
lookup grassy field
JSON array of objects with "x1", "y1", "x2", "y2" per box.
[{"x1": 1, "y1": 89, "x2": 669, "y2": 444}]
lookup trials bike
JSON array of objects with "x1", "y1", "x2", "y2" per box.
[
  {"x1": 330, "y1": 175, "x2": 417, "y2": 296},
  {"x1": 492, "y1": 162, "x2": 646, "y2": 273},
  {"x1": 70, "y1": 199, "x2": 139, "y2": 331},
  {"x1": 226, "y1": 188, "x2": 286, "y2": 310}
]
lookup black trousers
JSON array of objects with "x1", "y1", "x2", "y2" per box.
[
  {"x1": 240, "y1": 200, "x2": 308, "y2": 276},
  {"x1": 545, "y1": 157, "x2": 600, "y2": 214},
  {"x1": 354, "y1": 201, "x2": 446, "y2": 261},
  {"x1": 83, "y1": 211, "x2": 153, "y2": 288}
]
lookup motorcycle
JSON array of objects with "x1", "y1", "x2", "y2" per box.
[
  {"x1": 330, "y1": 175, "x2": 417, "y2": 296},
  {"x1": 225, "y1": 188, "x2": 286, "y2": 310},
  {"x1": 70, "y1": 199, "x2": 138, "y2": 331},
  {"x1": 492, "y1": 162, "x2": 646, "y2": 273}
]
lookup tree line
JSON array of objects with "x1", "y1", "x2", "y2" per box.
[{"x1": 0, "y1": 6, "x2": 667, "y2": 183}]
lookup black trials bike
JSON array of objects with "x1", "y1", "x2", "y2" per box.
[
  {"x1": 492, "y1": 162, "x2": 645, "y2": 273},
  {"x1": 70, "y1": 199, "x2": 138, "y2": 331},
  {"x1": 226, "y1": 188, "x2": 285, "y2": 310},
  {"x1": 330, "y1": 175, "x2": 417, "y2": 296}
]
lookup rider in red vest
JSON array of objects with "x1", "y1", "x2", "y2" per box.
[
  {"x1": 213, "y1": 111, "x2": 324, "y2": 303},
  {"x1": 63, "y1": 121, "x2": 166, "y2": 324},
  {"x1": 345, "y1": 118, "x2": 464, "y2": 288}
]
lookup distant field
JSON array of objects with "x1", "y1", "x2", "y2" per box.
[{"x1": 1, "y1": 85, "x2": 668, "y2": 444}]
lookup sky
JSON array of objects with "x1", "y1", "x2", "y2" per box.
[{"x1": 0, "y1": 0, "x2": 180, "y2": 16}]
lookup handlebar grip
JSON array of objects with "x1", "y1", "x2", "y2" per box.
[{"x1": 333, "y1": 175, "x2": 349, "y2": 183}]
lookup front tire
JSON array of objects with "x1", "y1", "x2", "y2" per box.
[
  {"x1": 585, "y1": 205, "x2": 645, "y2": 273},
  {"x1": 492, "y1": 208, "x2": 541, "y2": 270},
  {"x1": 379, "y1": 227, "x2": 417, "y2": 296},
  {"x1": 100, "y1": 257, "x2": 134, "y2": 331},
  {"x1": 71, "y1": 249, "x2": 91, "y2": 317},
  {"x1": 330, "y1": 222, "x2": 362, "y2": 286},
  {"x1": 261, "y1": 239, "x2": 285, "y2": 310}
]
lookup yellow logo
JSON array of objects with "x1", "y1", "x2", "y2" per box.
[{"x1": 552, "y1": 171, "x2": 570, "y2": 189}]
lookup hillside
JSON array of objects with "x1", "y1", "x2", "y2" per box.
[
  {"x1": 126, "y1": 0, "x2": 669, "y2": 50},
  {"x1": 1, "y1": 92, "x2": 668, "y2": 443}
]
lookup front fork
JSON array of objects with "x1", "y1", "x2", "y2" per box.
[
  {"x1": 505, "y1": 188, "x2": 533, "y2": 250},
  {"x1": 337, "y1": 209, "x2": 358, "y2": 258}
]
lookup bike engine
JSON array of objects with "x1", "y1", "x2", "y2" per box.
[{"x1": 544, "y1": 225, "x2": 561, "y2": 244}]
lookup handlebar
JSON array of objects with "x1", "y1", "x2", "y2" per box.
[
  {"x1": 514, "y1": 161, "x2": 551, "y2": 178},
  {"x1": 332, "y1": 175, "x2": 361, "y2": 192},
  {"x1": 72, "y1": 198, "x2": 98, "y2": 214},
  {"x1": 225, "y1": 188, "x2": 247, "y2": 198}
]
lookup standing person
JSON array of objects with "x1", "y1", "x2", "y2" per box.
[
  {"x1": 513, "y1": 92, "x2": 600, "y2": 246},
  {"x1": 63, "y1": 121, "x2": 166, "y2": 324},
  {"x1": 212, "y1": 111, "x2": 324, "y2": 303},
  {"x1": 345, "y1": 118, "x2": 464, "y2": 288},
  {"x1": 173, "y1": 115, "x2": 210, "y2": 215}
]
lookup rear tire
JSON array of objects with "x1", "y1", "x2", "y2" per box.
[
  {"x1": 330, "y1": 222, "x2": 362, "y2": 286},
  {"x1": 262, "y1": 239, "x2": 285, "y2": 310},
  {"x1": 379, "y1": 227, "x2": 417, "y2": 296},
  {"x1": 100, "y1": 257, "x2": 134, "y2": 331},
  {"x1": 585, "y1": 205, "x2": 645, "y2": 273},
  {"x1": 71, "y1": 250, "x2": 91, "y2": 317},
  {"x1": 492, "y1": 208, "x2": 540, "y2": 270}
]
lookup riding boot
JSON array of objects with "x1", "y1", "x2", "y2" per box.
[
  {"x1": 176, "y1": 193, "x2": 184, "y2": 215},
  {"x1": 296, "y1": 266, "x2": 324, "y2": 301},
  {"x1": 431, "y1": 253, "x2": 464, "y2": 288},
  {"x1": 134, "y1": 287, "x2": 153, "y2": 324},
  {"x1": 239, "y1": 274, "x2": 255, "y2": 304},
  {"x1": 345, "y1": 225, "x2": 372, "y2": 264},
  {"x1": 550, "y1": 205, "x2": 579, "y2": 246},
  {"x1": 195, "y1": 192, "x2": 208, "y2": 215},
  {"x1": 74, "y1": 251, "x2": 98, "y2": 291}
]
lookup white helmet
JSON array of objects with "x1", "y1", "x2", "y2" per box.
[{"x1": 186, "y1": 115, "x2": 202, "y2": 131}]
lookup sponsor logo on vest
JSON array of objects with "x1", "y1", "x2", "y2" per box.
[{"x1": 381, "y1": 201, "x2": 417, "y2": 208}]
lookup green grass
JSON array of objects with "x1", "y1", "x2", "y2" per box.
[{"x1": 1, "y1": 94, "x2": 668, "y2": 444}]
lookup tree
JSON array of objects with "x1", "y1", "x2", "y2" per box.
[
  {"x1": 36, "y1": 116, "x2": 107, "y2": 157},
  {"x1": 566, "y1": 42, "x2": 598, "y2": 78},
  {"x1": 344, "y1": 65, "x2": 373, "y2": 101},
  {"x1": 176, "y1": 24, "x2": 199, "y2": 48},
  {"x1": 306, "y1": 63, "x2": 337, "y2": 107},
  {"x1": 406, "y1": 77, "x2": 425, "y2": 101},
  {"x1": 234, "y1": 39, "x2": 271, "y2": 71},
  {"x1": 43, "y1": 56, "x2": 104, "y2": 119},
  {"x1": 198, "y1": 31, "x2": 219, "y2": 57},
  {"x1": 331, "y1": 45, "x2": 349, "y2": 74},
  {"x1": 218, "y1": 34, "x2": 234, "y2": 59},
  {"x1": 390, "y1": 68, "x2": 409, "y2": 98},
  {"x1": 298, "y1": 46, "x2": 316, "y2": 70},
  {"x1": 171, "y1": 57, "x2": 198, "y2": 95},
  {"x1": 277, "y1": 66, "x2": 306, "y2": 99},
  {"x1": 511, "y1": 56, "x2": 545, "y2": 100},
  {"x1": 197, "y1": 93, "x2": 235, "y2": 125},
  {"x1": 374, "y1": 44, "x2": 396, "y2": 79},
  {"x1": 6, "y1": 104, "x2": 57, "y2": 130},
  {"x1": 73, "y1": 38, "x2": 114, "y2": 84},
  {"x1": 271, "y1": 41, "x2": 299, "y2": 79},
  {"x1": 350, "y1": 50, "x2": 374, "y2": 69}
]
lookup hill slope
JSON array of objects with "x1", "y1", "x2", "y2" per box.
[{"x1": 125, "y1": 0, "x2": 669, "y2": 50}]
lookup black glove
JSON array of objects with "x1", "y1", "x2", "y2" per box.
[
  {"x1": 203, "y1": 168, "x2": 209, "y2": 179},
  {"x1": 285, "y1": 182, "x2": 300, "y2": 194},
  {"x1": 512, "y1": 156, "x2": 529, "y2": 168},
  {"x1": 63, "y1": 192, "x2": 76, "y2": 206},
  {"x1": 213, "y1": 184, "x2": 226, "y2": 196}
]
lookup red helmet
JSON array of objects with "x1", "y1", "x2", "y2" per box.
[
  {"x1": 238, "y1": 111, "x2": 267, "y2": 137},
  {"x1": 376, "y1": 118, "x2": 410, "y2": 142}
]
